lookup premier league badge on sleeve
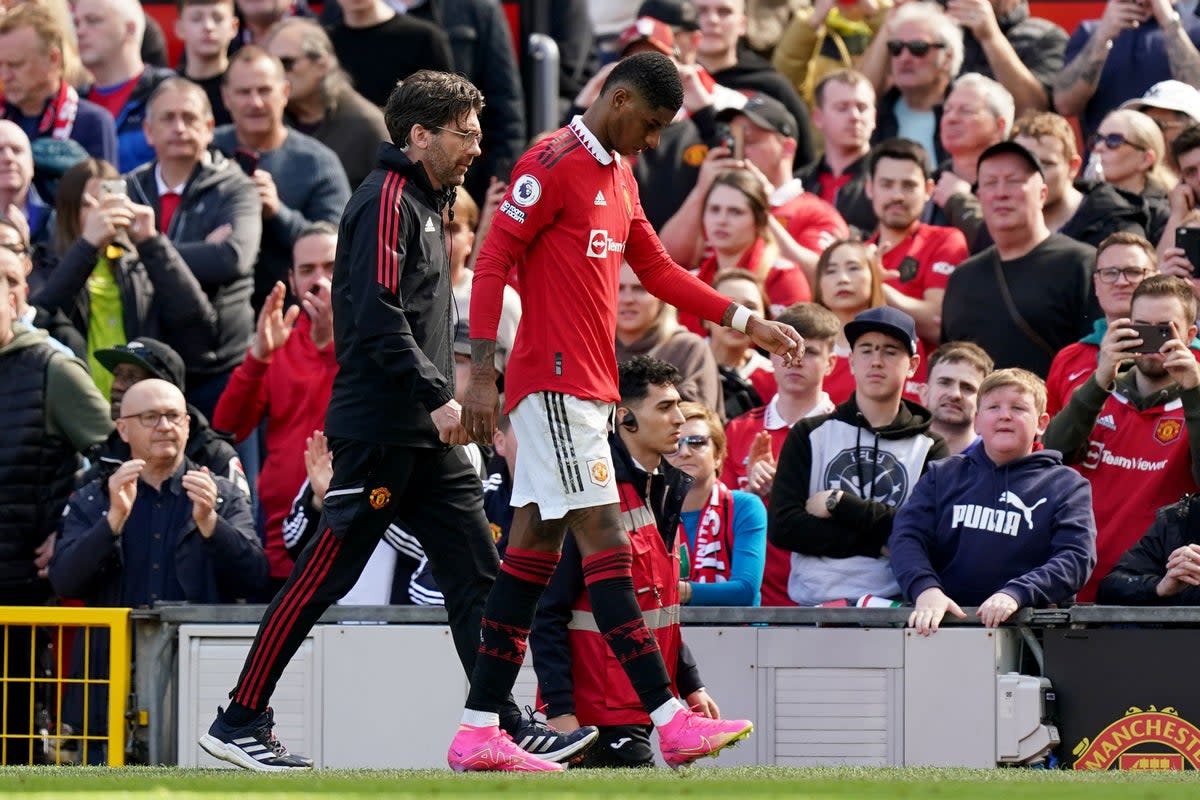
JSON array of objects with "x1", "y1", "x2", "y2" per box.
[{"x1": 512, "y1": 174, "x2": 541, "y2": 207}]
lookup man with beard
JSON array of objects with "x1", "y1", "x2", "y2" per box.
[
  {"x1": 864, "y1": 138, "x2": 969, "y2": 350},
  {"x1": 920, "y1": 342, "x2": 994, "y2": 455},
  {"x1": 1043, "y1": 275, "x2": 1200, "y2": 600}
]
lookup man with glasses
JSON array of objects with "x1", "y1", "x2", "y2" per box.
[
  {"x1": 529, "y1": 356, "x2": 726, "y2": 768},
  {"x1": 1045, "y1": 233, "x2": 1158, "y2": 416},
  {"x1": 1045, "y1": 274, "x2": 1200, "y2": 600},
  {"x1": 215, "y1": 46, "x2": 349, "y2": 316},
  {"x1": 866, "y1": 1, "x2": 963, "y2": 167},
  {"x1": 263, "y1": 18, "x2": 387, "y2": 190},
  {"x1": 1054, "y1": 0, "x2": 1200, "y2": 141},
  {"x1": 0, "y1": 276, "x2": 110, "y2": 764}
]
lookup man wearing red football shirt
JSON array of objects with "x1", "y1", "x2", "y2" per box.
[
  {"x1": 722, "y1": 302, "x2": 839, "y2": 606},
  {"x1": 456, "y1": 52, "x2": 802, "y2": 772},
  {"x1": 1045, "y1": 233, "x2": 1156, "y2": 416},
  {"x1": 864, "y1": 138, "x2": 968, "y2": 350}
]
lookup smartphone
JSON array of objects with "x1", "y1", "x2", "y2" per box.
[
  {"x1": 98, "y1": 178, "x2": 127, "y2": 200},
  {"x1": 234, "y1": 147, "x2": 260, "y2": 175},
  {"x1": 731, "y1": 125, "x2": 745, "y2": 161},
  {"x1": 1176, "y1": 227, "x2": 1200, "y2": 274},
  {"x1": 1126, "y1": 322, "x2": 1175, "y2": 354}
]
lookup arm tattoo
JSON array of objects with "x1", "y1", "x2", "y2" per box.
[
  {"x1": 720, "y1": 302, "x2": 737, "y2": 328},
  {"x1": 1053, "y1": 32, "x2": 1111, "y2": 95},
  {"x1": 469, "y1": 338, "x2": 496, "y2": 372},
  {"x1": 1164, "y1": 22, "x2": 1200, "y2": 87}
]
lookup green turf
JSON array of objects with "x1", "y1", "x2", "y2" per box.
[{"x1": 0, "y1": 767, "x2": 1198, "y2": 798}]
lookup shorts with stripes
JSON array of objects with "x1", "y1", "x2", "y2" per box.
[{"x1": 509, "y1": 392, "x2": 617, "y2": 521}]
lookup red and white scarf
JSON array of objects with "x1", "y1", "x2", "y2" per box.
[
  {"x1": 1, "y1": 79, "x2": 78, "y2": 140},
  {"x1": 686, "y1": 481, "x2": 735, "y2": 583}
]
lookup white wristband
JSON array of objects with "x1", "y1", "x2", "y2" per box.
[{"x1": 731, "y1": 305, "x2": 753, "y2": 334}]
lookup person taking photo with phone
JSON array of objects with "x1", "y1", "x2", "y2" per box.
[{"x1": 1043, "y1": 274, "x2": 1200, "y2": 600}]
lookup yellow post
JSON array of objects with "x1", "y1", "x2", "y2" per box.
[{"x1": 0, "y1": 607, "x2": 132, "y2": 767}]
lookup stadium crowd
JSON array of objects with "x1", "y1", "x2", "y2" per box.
[{"x1": 5, "y1": 0, "x2": 1200, "y2": 767}]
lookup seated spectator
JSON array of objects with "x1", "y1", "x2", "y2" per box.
[
  {"x1": 890, "y1": 368, "x2": 1096, "y2": 634},
  {"x1": 768, "y1": 306, "x2": 947, "y2": 606},
  {"x1": 326, "y1": 0, "x2": 453, "y2": 108},
  {"x1": 941, "y1": 141, "x2": 1096, "y2": 377},
  {"x1": 0, "y1": 213, "x2": 85, "y2": 357},
  {"x1": 1043, "y1": 274, "x2": 1200, "y2": 601},
  {"x1": 667, "y1": 402, "x2": 766, "y2": 606},
  {"x1": 1097, "y1": 493, "x2": 1200, "y2": 604},
  {"x1": 30, "y1": 158, "x2": 219, "y2": 398},
  {"x1": 946, "y1": 0, "x2": 1066, "y2": 115},
  {"x1": 0, "y1": 278, "x2": 111, "y2": 765},
  {"x1": 615, "y1": 262, "x2": 725, "y2": 417},
  {"x1": 692, "y1": 0, "x2": 814, "y2": 165},
  {"x1": 262, "y1": 18, "x2": 388, "y2": 190},
  {"x1": 51, "y1": 377, "x2": 265, "y2": 605},
  {"x1": 214, "y1": 222, "x2": 338, "y2": 590},
  {"x1": 0, "y1": 123, "x2": 53, "y2": 256},
  {"x1": 1045, "y1": 233, "x2": 1157, "y2": 417},
  {"x1": 175, "y1": 0, "x2": 239, "y2": 126},
  {"x1": 1055, "y1": 0, "x2": 1200, "y2": 142},
  {"x1": 1120, "y1": 80, "x2": 1200, "y2": 173},
  {"x1": 75, "y1": 0, "x2": 175, "y2": 172},
  {"x1": 0, "y1": 5, "x2": 118, "y2": 195},
  {"x1": 921, "y1": 341, "x2": 994, "y2": 455},
  {"x1": 127, "y1": 77, "x2": 262, "y2": 417},
  {"x1": 864, "y1": 138, "x2": 968, "y2": 348},
  {"x1": 675, "y1": 168, "x2": 815, "y2": 337},
  {"x1": 708, "y1": 268, "x2": 775, "y2": 419},
  {"x1": 866, "y1": 1, "x2": 962, "y2": 167},
  {"x1": 813, "y1": 237, "x2": 925, "y2": 404},
  {"x1": 89, "y1": 337, "x2": 247, "y2": 495},
  {"x1": 530, "y1": 357, "x2": 719, "y2": 768},
  {"x1": 1011, "y1": 112, "x2": 1162, "y2": 248},
  {"x1": 796, "y1": 69, "x2": 879, "y2": 233},
  {"x1": 449, "y1": 188, "x2": 521, "y2": 376},
  {"x1": 1091, "y1": 109, "x2": 1176, "y2": 217},
  {"x1": 721, "y1": 302, "x2": 839, "y2": 605},
  {"x1": 662, "y1": 95, "x2": 846, "y2": 289},
  {"x1": 215, "y1": 46, "x2": 350, "y2": 313},
  {"x1": 773, "y1": 0, "x2": 889, "y2": 110},
  {"x1": 930, "y1": 73, "x2": 1014, "y2": 247},
  {"x1": 1159, "y1": 124, "x2": 1200, "y2": 275}
]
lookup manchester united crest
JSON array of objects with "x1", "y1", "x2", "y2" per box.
[
  {"x1": 1155, "y1": 419, "x2": 1183, "y2": 445},
  {"x1": 368, "y1": 486, "x2": 392, "y2": 510},
  {"x1": 587, "y1": 458, "x2": 611, "y2": 487}
]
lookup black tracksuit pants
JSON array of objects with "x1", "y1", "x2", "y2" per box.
[{"x1": 231, "y1": 438, "x2": 508, "y2": 715}]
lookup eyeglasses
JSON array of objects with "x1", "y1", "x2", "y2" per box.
[
  {"x1": 1095, "y1": 266, "x2": 1152, "y2": 284},
  {"x1": 120, "y1": 410, "x2": 186, "y2": 428},
  {"x1": 1089, "y1": 132, "x2": 1146, "y2": 152},
  {"x1": 886, "y1": 40, "x2": 945, "y2": 58},
  {"x1": 673, "y1": 434, "x2": 712, "y2": 454},
  {"x1": 278, "y1": 53, "x2": 316, "y2": 72},
  {"x1": 435, "y1": 126, "x2": 483, "y2": 147}
]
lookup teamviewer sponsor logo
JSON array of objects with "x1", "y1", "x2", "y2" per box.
[{"x1": 586, "y1": 229, "x2": 625, "y2": 258}]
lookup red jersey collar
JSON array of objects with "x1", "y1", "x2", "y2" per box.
[{"x1": 569, "y1": 115, "x2": 616, "y2": 166}]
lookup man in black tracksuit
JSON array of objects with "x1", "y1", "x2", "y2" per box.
[{"x1": 198, "y1": 70, "x2": 594, "y2": 771}]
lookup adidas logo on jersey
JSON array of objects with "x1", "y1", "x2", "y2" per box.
[
  {"x1": 1097, "y1": 414, "x2": 1117, "y2": 431},
  {"x1": 424, "y1": 217, "x2": 436, "y2": 233},
  {"x1": 594, "y1": 190, "x2": 607, "y2": 206}
]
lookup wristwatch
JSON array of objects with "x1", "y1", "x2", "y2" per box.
[{"x1": 825, "y1": 490, "x2": 844, "y2": 514}]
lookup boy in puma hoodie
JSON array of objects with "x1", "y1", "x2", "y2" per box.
[{"x1": 889, "y1": 369, "x2": 1096, "y2": 635}]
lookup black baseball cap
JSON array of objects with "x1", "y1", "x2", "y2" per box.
[
  {"x1": 844, "y1": 307, "x2": 919, "y2": 356},
  {"x1": 637, "y1": 0, "x2": 700, "y2": 31},
  {"x1": 976, "y1": 140, "x2": 1045, "y2": 179},
  {"x1": 95, "y1": 337, "x2": 186, "y2": 391},
  {"x1": 715, "y1": 93, "x2": 798, "y2": 140}
]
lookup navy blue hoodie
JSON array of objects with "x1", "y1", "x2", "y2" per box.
[{"x1": 888, "y1": 446, "x2": 1096, "y2": 607}]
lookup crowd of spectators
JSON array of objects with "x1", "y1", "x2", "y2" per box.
[{"x1": 7, "y1": 0, "x2": 1200, "y2": 763}]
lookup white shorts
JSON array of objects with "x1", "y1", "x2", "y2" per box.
[{"x1": 509, "y1": 392, "x2": 617, "y2": 520}]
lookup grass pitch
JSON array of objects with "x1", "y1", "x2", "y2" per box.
[{"x1": 0, "y1": 766, "x2": 1197, "y2": 799}]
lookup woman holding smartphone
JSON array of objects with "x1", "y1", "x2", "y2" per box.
[{"x1": 30, "y1": 159, "x2": 218, "y2": 396}]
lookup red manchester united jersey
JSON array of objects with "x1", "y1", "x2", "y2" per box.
[{"x1": 1045, "y1": 341, "x2": 1100, "y2": 417}]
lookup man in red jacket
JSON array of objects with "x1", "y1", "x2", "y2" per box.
[{"x1": 213, "y1": 221, "x2": 338, "y2": 596}]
